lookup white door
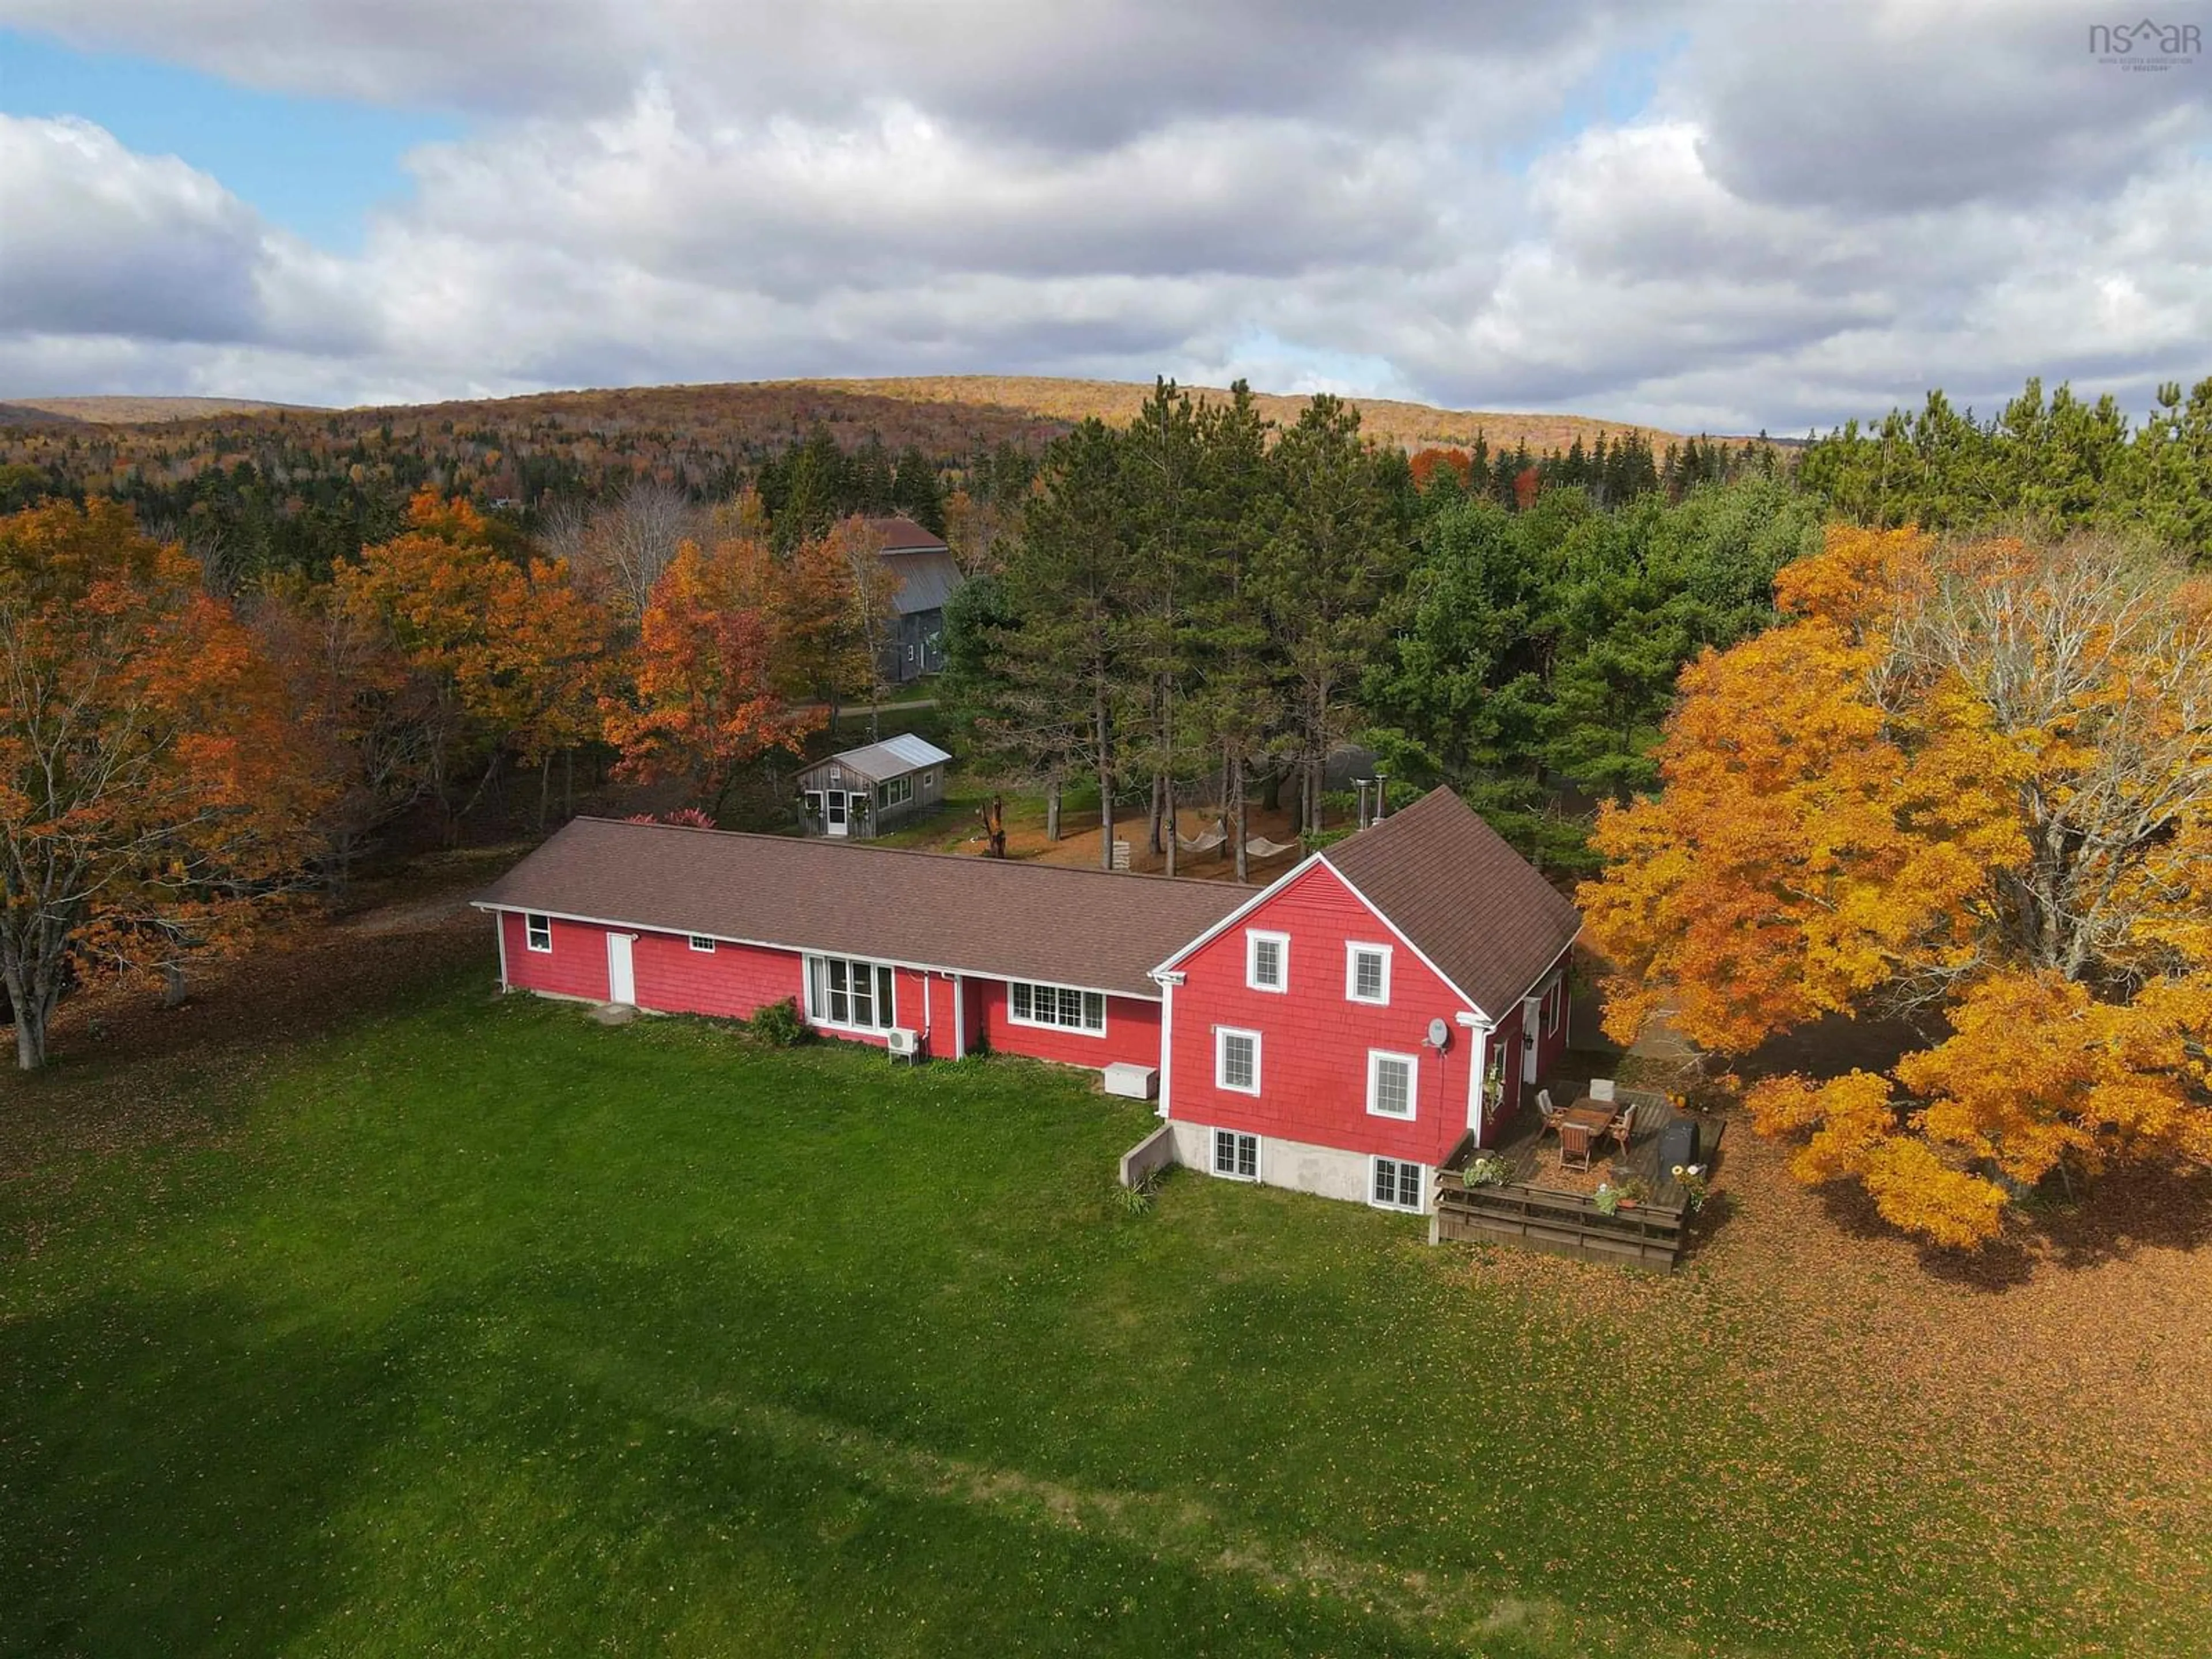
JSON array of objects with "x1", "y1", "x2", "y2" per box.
[
  {"x1": 826, "y1": 791, "x2": 850, "y2": 836},
  {"x1": 607, "y1": 933, "x2": 637, "y2": 1005},
  {"x1": 1521, "y1": 995, "x2": 1541, "y2": 1084}
]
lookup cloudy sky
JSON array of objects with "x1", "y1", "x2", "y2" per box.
[{"x1": 1, "y1": 1, "x2": 2206, "y2": 430}]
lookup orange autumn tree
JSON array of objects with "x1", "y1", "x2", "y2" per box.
[
  {"x1": 1581, "y1": 526, "x2": 2212, "y2": 1246},
  {"x1": 335, "y1": 492, "x2": 616, "y2": 837},
  {"x1": 0, "y1": 502, "x2": 324, "y2": 1069},
  {"x1": 602, "y1": 539, "x2": 821, "y2": 816}
]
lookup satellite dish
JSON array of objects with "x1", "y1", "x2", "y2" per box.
[{"x1": 1426, "y1": 1017, "x2": 1451, "y2": 1050}]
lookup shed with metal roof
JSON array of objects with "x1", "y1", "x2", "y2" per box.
[{"x1": 795, "y1": 734, "x2": 953, "y2": 839}]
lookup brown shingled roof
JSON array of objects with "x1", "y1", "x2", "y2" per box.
[
  {"x1": 1323, "y1": 789, "x2": 1582, "y2": 1018},
  {"x1": 474, "y1": 818, "x2": 1245, "y2": 998},
  {"x1": 861, "y1": 516, "x2": 948, "y2": 554}
]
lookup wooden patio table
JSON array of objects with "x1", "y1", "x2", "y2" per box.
[
  {"x1": 1561, "y1": 1099, "x2": 1620, "y2": 1136},
  {"x1": 1557, "y1": 1098, "x2": 1620, "y2": 1172}
]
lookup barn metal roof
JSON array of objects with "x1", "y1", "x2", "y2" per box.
[
  {"x1": 883, "y1": 549, "x2": 963, "y2": 615},
  {"x1": 809, "y1": 733, "x2": 952, "y2": 782}
]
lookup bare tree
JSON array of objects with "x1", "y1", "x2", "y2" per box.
[
  {"x1": 569, "y1": 479, "x2": 702, "y2": 617},
  {"x1": 830, "y1": 517, "x2": 904, "y2": 742}
]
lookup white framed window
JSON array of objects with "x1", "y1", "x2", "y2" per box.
[
  {"x1": 525, "y1": 914, "x2": 552, "y2": 953},
  {"x1": 1543, "y1": 976, "x2": 1563, "y2": 1036},
  {"x1": 1346, "y1": 943, "x2": 1392, "y2": 1005},
  {"x1": 874, "y1": 775, "x2": 914, "y2": 809},
  {"x1": 1370, "y1": 1156, "x2": 1423, "y2": 1212},
  {"x1": 804, "y1": 789, "x2": 825, "y2": 820},
  {"x1": 1367, "y1": 1049, "x2": 1418, "y2": 1120},
  {"x1": 1245, "y1": 930, "x2": 1289, "y2": 993},
  {"x1": 1215, "y1": 1027, "x2": 1261, "y2": 1095},
  {"x1": 1008, "y1": 980, "x2": 1107, "y2": 1035},
  {"x1": 688, "y1": 935, "x2": 717, "y2": 953},
  {"x1": 1212, "y1": 1128, "x2": 1259, "y2": 1181},
  {"x1": 804, "y1": 954, "x2": 897, "y2": 1032},
  {"x1": 922, "y1": 770, "x2": 935, "y2": 788}
]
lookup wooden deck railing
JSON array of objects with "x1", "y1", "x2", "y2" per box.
[
  {"x1": 1430, "y1": 1085, "x2": 1718, "y2": 1270},
  {"x1": 1431, "y1": 1175, "x2": 1686, "y2": 1269}
]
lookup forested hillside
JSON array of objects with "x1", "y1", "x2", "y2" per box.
[{"x1": 0, "y1": 376, "x2": 1753, "y2": 586}]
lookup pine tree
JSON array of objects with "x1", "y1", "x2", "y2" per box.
[{"x1": 1258, "y1": 397, "x2": 1401, "y2": 834}]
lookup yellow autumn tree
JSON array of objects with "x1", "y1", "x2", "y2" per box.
[{"x1": 1581, "y1": 526, "x2": 2212, "y2": 1246}]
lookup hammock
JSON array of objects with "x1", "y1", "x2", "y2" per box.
[
  {"x1": 1243, "y1": 835, "x2": 1300, "y2": 858},
  {"x1": 1176, "y1": 828, "x2": 1227, "y2": 853}
]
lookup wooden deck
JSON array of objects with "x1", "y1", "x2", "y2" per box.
[{"x1": 1431, "y1": 1085, "x2": 1725, "y2": 1270}]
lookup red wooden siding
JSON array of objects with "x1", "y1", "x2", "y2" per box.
[
  {"x1": 1485, "y1": 948, "x2": 1574, "y2": 1131},
  {"x1": 632, "y1": 930, "x2": 801, "y2": 1019},
  {"x1": 1163, "y1": 863, "x2": 1477, "y2": 1169},
  {"x1": 974, "y1": 979, "x2": 1162, "y2": 1069},
  {"x1": 501, "y1": 911, "x2": 612, "y2": 1003},
  {"x1": 493, "y1": 910, "x2": 1154, "y2": 1071}
]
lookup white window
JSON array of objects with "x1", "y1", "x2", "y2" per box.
[
  {"x1": 524, "y1": 914, "x2": 552, "y2": 953},
  {"x1": 922, "y1": 771, "x2": 935, "y2": 788},
  {"x1": 1544, "y1": 976, "x2": 1563, "y2": 1036},
  {"x1": 1215, "y1": 1027, "x2": 1261, "y2": 1094},
  {"x1": 1346, "y1": 943, "x2": 1391, "y2": 1005},
  {"x1": 1212, "y1": 1129, "x2": 1259, "y2": 1181},
  {"x1": 1370, "y1": 1156, "x2": 1423, "y2": 1211},
  {"x1": 1008, "y1": 980, "x2": 1107, "y2": 1035},
  {"x1": 1245, "y1": 930, "x2": 1289, "y2": 993},
  {"x1": 688, "y1": 935, "x2": 717, "y2": 953},
  {"x1": 804, "y1": 790, "x2": 824, "y2": 820},
  {"x1": 1367, "y1": 1050, "x2": 1418, "y2": 1120},
  {"x1": 875, "y1": 776, "x2": 914, "y2": 809},
  {"x1": 804, "y1": 955, "x2": 897, "y2": 1032}
]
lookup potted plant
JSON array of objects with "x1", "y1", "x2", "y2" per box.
[
  {"x1": 1462, "y1": 1154, "x2": 1512, "y2": 1190},
  {"x1": 1594, "y1": 1176, "x2": 1648, "y2": 1216},
  {"x1": 1671, "y1": 1164, "x2": 1710, "y2": 1214}
]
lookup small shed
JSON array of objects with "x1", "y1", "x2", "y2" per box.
[{"x1": 797, "y1": 734, "x2": 953, "y2": 839}]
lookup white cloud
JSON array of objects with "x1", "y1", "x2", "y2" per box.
[{"x1": 2, "y1": 1, "x2": 2207, "y2": 429}]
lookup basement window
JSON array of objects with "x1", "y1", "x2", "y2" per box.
[
  {"x1": 1370, "y1": 1156, "x2": 1423, "y2": 1213},
  {"x1": 1213, "y1": 1129, "x2": 1259, "y2": 1181}
]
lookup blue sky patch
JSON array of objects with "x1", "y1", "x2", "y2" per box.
[{"x1": 1, "y1": 28, "x2": 458, "y2": 252}]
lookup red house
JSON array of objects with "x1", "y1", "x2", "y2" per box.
[
  {"x1": 475, "y1": 790, "x2": 1580, "y2": 1221},
  {"x1": 473, "y1": 818, "x2": 1243, "y2": 1073},
  {"x1": 1148, "y1": 790, "x2": 1581, "y2": 1215}
]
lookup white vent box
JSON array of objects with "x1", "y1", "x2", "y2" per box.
[{"x1": 1103, "y1": 1062, "x2": 1158, "y2": 1100}]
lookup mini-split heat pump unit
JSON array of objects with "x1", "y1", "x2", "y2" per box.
[{"x1": 885, "y1": 1028, "x2": 922, "y2": 1061}]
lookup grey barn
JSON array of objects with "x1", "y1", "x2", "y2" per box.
[
  {"x1": 867, "y1": 516, "x2": 961, "y2": 683},
  {"x1": 796, "y1": 734, "x2": 953, "y2": 839}
]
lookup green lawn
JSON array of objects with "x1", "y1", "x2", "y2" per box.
[{"x1": 0, "y1": 968, "x2": 2188, "y2": 1657}]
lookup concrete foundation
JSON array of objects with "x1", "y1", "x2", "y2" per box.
[{"x1": 1163, "y1": 1121, "x2": 1424, "y2": 1214}]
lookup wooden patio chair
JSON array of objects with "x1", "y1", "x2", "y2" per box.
[
  {"x1": 1558, "y1": 1122, "x2": 1594, "y2": 1172},
  {"x1": 1605, "y1": 1101, "x2": 1636, "y2": 1160}
]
